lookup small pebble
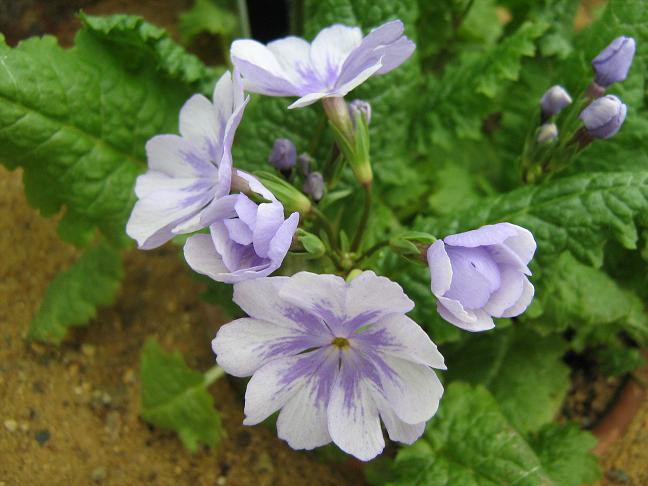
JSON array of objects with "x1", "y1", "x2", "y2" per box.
[
  {"x1": 607, "y1": 468, "x2": 631, "y2": 484},
  {"x1": 217, "y1": 477, "x2": 227, "y2": 486},
  {"x1": 3, "y1": 419, "x2": 17, "y2": 432},
  {"x1": 122, "y1": 368, "x2": 136, "y2": 384},
  {"x1": 34, "y1": 429, "x2": 50, "y2": 445},
  {"x1": 91, "y1": 467, "x2": 108, "y2": 483},
  {"x1": 81, "y1": 344, "x2": 96, "y2": 358}
]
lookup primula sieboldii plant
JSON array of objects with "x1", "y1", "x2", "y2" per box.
[{"x1": 125, "y1": 17, "x2": 637, "y2": 462}]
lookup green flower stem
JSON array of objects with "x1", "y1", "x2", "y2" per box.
[
  {"x1": 203, "y1": 365, "x2": 225, "y2": 387},
  {"x1": 237, "y1": 0, "x2": 251, "y2": 38},
  {"x1": 310, "y1": 206, "x2": 338, "y2": 251},
  {"x1": 351, "y1": 183, "x2": 372, "y2": 253},
  {"x1": 357, "y1": 239, "x2": 390, "y2": 264}
]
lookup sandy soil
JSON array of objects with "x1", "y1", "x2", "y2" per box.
[{"x1": 0, "y1": 167, "x2": 362, "y2": 486}]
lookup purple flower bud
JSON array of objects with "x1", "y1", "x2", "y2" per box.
[
  {"x1": 579, "y1": 95, "x2": 627, "y2": 139},
  {"x1": 592, "y1": 36, "x2": 636, "y2": 87},
  {"x1": 268, "y1": 138, "x2": 297, "y2": 172},
  {"x1": 303, "y1": 172, "x2": 324, "y2": 201},
  {"x1": 539, "y1": 85, "x2": 572, "y2": 119},
  {"x1": 536, "y1": 123, "x2": 558, "y2": 144},
  {"x1": 298, "y1": 153, "x2": 313, "y2": 176},
  {"x1": 427, "y1": 223, "x2": 536, "y2": 332},
  {"x1": 348, "y1": 99, "x2": 372, "y2": 126}
]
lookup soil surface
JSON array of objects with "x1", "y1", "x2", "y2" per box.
[{"x1": 0, "y1": 166, "x2": 362, "y2": 485}]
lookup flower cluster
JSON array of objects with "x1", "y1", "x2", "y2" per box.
[
  {"x1": 127, "y1": 20, "x2": 547, "y2": 461},
  {"x1": 521, "y1": 35, "x2": 636, "y2": 183}
]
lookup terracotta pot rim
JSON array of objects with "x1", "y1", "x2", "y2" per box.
[{"x1": 591, "y1": 349, "x2": 648, "y2": 456}]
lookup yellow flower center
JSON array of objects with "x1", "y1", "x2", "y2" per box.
[{"x1": 331, "y1": 337, "x2": 350, "y2": 349}]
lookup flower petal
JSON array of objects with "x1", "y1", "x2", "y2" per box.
[
  {"x1": 374, "y1": 394, "x2": 426, "y2": 444},
  {"x1": 179, "y1": 94, "x2": 221, "y2": 159},
  {"x1": 279, "y1": 272, "x2": 347, "y2": 329},
  {"x1": 145, "y1": 134, "x2": 206, "y2": 177},
  {"x1": 344, "y1": 271, "x2": 414, "y2": 332},
  {"x1": 483, "y1": 266, "x2": 525, "y2": 317},
  {"x1": 267, "y1": 36, "x2": 321, "y2": 92},
  {"x1": 199, "y1": 193, "x2": 239, "y2": 225},
  {"x1": 126, "y1": 187, "x2": 211, "y2": 249},
  {"x1": 233, "y1": 277, "x2": 332, "y2": 337},
  {"x1": 327, "y1": 354, "x2": 384, "y2": 461},
  {"x1": 183, "y1": 233, "x2": 230, "y2": 279},
  {"x1": 443, "y1": 246, "x2": 500, "y2": 309},
  {"x1": 288, "y1": 91, "x2": 331, "y2": 109},
  {"x1": 376, "y1": 36, "x2": 416, "y2": 74},
  {"x1": 377, "y1": 354, "x2": 443, "y2": 424},
  {"x1": 268, "y1": 212, "x2": 300, "y2": 263},
  {"x1": 310, "y1": 24, "x2": 363, "y2": 86},
  {"x1": 231, "y1": 40, "x2": 300, "y2": 96},
  {"x1": 444, "y1": 222, "x2": 519, "y2": 248},
  {"x1": 353, "y1": 313, "x2": 446, "y2": 369},
  {"x1": 252, "y1": 202, "x2": 286, "y2": 259},
  {"x1": 501, "y1": 277, "x2": 535, "y2": 318},
  {"x1": 243, "y1": 348, "x2": 333, "y2": 424},
  {"x1": 437, "y1": 297, "x2": 495, "y2": 332},
  {"x1": 213, "y1": 318, "x2": 326, "y2": 378},
  {"x1": 276, "y1": 348, "x2": 339, "y2": 450},
  {"x1": 503, "y1": 225, "x2": 536, "y2": 268},
  {"x1": 427, "y1": 240, "x2": 453, "y2": 297}
]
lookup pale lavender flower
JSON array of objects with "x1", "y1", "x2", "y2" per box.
[
  {"x1": 126, "y1": 70, "x2": 249, "y2": 249},
  {"x1": 183, "y1": 171, "x2": 299, "y2": 284},
  {"x1": 536, "y1": 123, "x2": 558, "y2": 144},
  {"x1": 427, "y1": 223, "x2": 536, "y2": 332},
  {"x1": 231, "y1": 20, "x2": 415, "y2": 109},
  {"x1": 579, "y1": 95, "x2": 627, "y2": 139},
  {"x1": 539, "y1": 85, "x2": 571, "y2": 119},
  {"x1": 213, "y1": 271, "x2": 445, "y2": 461},
  {"x1": 269, "y1": 138, "x2": 297, "y2": 172},
  {"x1": 592, "y1": 36, "x2": 636, "y2": 88}
]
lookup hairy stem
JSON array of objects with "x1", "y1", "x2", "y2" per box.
[
  {"x1": 203, "y1": 365, "x2": 225, "y2": 387},
  {"x1": 351, "y1": 183, "x2": 372, "y2": 253}
]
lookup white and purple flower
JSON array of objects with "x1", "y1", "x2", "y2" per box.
[
  {"x1": 126, "y1": 70, "x2": 249, "y2": 249},
  {"x1": 231, "y1": 20, "x2": 415, "y2": 108},
  {"x1": 183, "y1": 171, "x2": 299, "y2": 283},
  {"x1": 213, "y1": 271, "x2": 445, "y2": 460},
  {"x1": 427, "y1": 223, "x2": 536, "y2": 332}
]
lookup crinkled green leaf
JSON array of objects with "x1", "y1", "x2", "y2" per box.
[
  {"x1": 422, "y1": 20, "x2": 548, "y2": 148},
  {"x1": 28, "y1": 242, "x2": 122, "y2": 344},
  {"x1": 443, "y1": 327, "x2": 570, "y2": 433},
  {"x1": 0, "y1": 15, "x2": 214, "y2": 247},
  {"x1": 389, "y1": 383, "x2": 600, "y2": 486},
  {"x1": 80, "y1": 13, "x2": 221, "y2": 93},
  {"x1": 420, "y1": 171, "x2": 648, "y2": 267},
  {"x1": 530, "y1": 423, "x2": 601, "y2": 486},
  {"x1": 530, "y1": 252, "x2": 648, "y2": 347},
  {"x1": 178, "y1": 0, "x2": 239, "y2": 45},
  {"x1": 139, "y1": 339, "x2": 223, "y2": 452},
  {"x1": 389, "y1": 383, "x2": 553, "y2": 486}
]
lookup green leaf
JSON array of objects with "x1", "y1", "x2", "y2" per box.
[
  {"x1": 443, "y1": 327, "x2": 570, "y2": 433},
  {"x1": 420, "y1": 171, "x2": 648, "y2": 267},
  {"x1": 530, "y1": 252, "x2": 648, "y2": 347},
  {"x1": 178, "y1": 0, "x2": 239, "y2": 45},
  {"x1": 530, "y1": 423, "x2": 601, "y2": 486},
  {"x1": 422, "y1": 20, "x2": 548, "y2": 148},
  {"x1": 80, "y1": 13, "x2": 221, "y2": 93},
  {"x1": 139, "y1": 339, "x2": 223, "y2": 452},
  {"x1": 0, "y1": 15, "x2": 213, "y2": 247},
  {"x1": 389, "y1": 383, "x2": 600, "y2": 486},
  {"x1": 28, "y1": 242, "x2": 122, "y2": 344},
  {"x1": 390, "y1": 383, "x2": 553, "y2": 486}
]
